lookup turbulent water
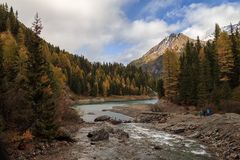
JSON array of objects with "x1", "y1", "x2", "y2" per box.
[
  {"x1": 121, "y1": 123, "x2": 212, "y2": 160},
  {"x1": 75, "y1": 99, "x2": 213, "y2": 160}
]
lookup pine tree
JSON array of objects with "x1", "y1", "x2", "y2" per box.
[
  {"x1": 214, "y1": 24, "x2": 221, "y2": 41},
  {"x1": 204, "y1": 41, "x2": 219, "y2": 91},
  {"x1": 216, "y1": 32, "x2": 234, "y2": 82},
  {"x1": 0, "y1": 38, "x2": 5, "y2": 131},
  {"x1": 0, "y1": 4, "x2": 8, "y2": 32},
  {"x1": 229, "y1": 25, "x2": 240, "y2": 88},
  {"x1": 32, "y1": 13, "x2": 43, "y2": 36},
  {"x1": 27, "y1": 14, "x2": 58, "y2": 139},
  {"x1": 178, "y1": 41, "x2": 200, "y2": 105},
  {"x1": 0, "y1": 38, "x2": 5, "y2": 110},
  {"x1": 197, "y1": 53, "x2": 211, "y2": 108},
  {"x1": 156, "y1": 79, "x2": 164, "y2": 98},
  {"x1": 163, "y1": 49, "x2": 179, "y2": 101}
]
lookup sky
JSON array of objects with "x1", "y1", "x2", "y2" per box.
[{"x1": 1, "y1": 0, "x2": 240, "y2": 64}]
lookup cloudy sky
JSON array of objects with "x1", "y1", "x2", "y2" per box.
[{"x1": 2, "y1": 0, "x2": 240, "y2": 64}]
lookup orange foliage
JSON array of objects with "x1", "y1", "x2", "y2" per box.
[{"x1": 23, "y1": 129, "x2": 33, "y2": 141}]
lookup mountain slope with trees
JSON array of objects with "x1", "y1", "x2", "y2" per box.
[
  {"x1": 161, "y1": 24, "x2": 240, "y2": 113},
  {"x1": 0, "y1": 4, "x2": 155, "y2": 139}
]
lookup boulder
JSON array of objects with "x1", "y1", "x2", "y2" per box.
[
  {"x1": 109, "y1": 119, "x2": 122, "y2": 125},
  {"x1": 188, "y1": 131, "x2": 201, "y2": 138},
  {"x1": 94, "y1": 115, "x2": 111, "y2": 122},
  {"x1": 114, "y1": 129, "x2": 129, "y2": 139},
  {"x1": 171, "y1": 127, "x2": 185, "y2": 134},
  {"x1": 153, "y1": 145, "x2": 162, "y2": 150},
  {"x1": 55, "y1": 127, "x2": 76, "y2": 142},
  {"x1": 87, "y1": 128, "x2": 109, "y2": 141}
]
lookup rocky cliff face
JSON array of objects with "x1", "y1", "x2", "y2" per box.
[{"x1": 130, "y1": 33, "x2": 197, "y2": 77}]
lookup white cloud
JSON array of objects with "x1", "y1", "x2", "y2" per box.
[
  {"x1": 1, "y1": 1, "x2": 240, "y2": 64},
  {"x1": 141, "y1": 0, "x2": 179, "y2": 19},
  {"x1": 2, "y1": 0, "x2": 129, "y2": 61},
  {"x1": 181, "y1": 3, "x2": 240, "y2": 39},
  {"x1": 2, "y1": 0, "x2": 178, "y2": 63}
]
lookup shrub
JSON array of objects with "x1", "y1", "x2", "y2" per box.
[
  {"x1": 218, "y1": 100, "x2": 240, "y2": 114},
  {"x1": 22, "y1": 129, "x2": 33, "y2": 142}
]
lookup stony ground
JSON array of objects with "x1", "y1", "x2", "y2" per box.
[
  {"x1": 5, "y1": 99, "x2": 240, "y2": 160},
  {"x1": 110, "y1": 100, "x2": 240, "y2": 160}
]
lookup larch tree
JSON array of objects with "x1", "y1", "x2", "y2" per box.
[
  {"x1": 163, "y1": 49, "x2": 179, "y2": 101},
  {"x1": 216, "y1": 32, "x2": 234, "y2": 82}
]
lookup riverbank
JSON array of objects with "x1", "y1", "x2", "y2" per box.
[
  {"x1": 4, "y1": 98, "x2": 240, "y2": 160},
  {"x1": 109, "y1": 99, "x2": 240, "y2": 160}
]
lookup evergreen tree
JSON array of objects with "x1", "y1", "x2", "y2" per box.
[
  {"x1": 0, "y1": 38, "x2": 5, "y2": 131},
  {"x1": 0, "y1": 39, "x2": 5, "y2": 111},
  {"x1": 178, "y1": 41, "x2": 200, "y2": 105},
  {"x1": 27, "y1": 14, "x2": 58, "y2": 139},
  {"x1": 32, "y1": 13, "x2": 43, "y2": 36},
  {"x1": 229, "y1": 25, "x2": 240, "y2": 88},
  {"x1": 214, "y1": 23, "x2": 221, "y2": 41},
  {"x1": 156, "y1": 79, "x2": 164, "y2": 98},
  {"x1": 197, "y1": 53, "x2": 211, "y2": 108},
  {"x1": 163, "y1": 49, "x2": 179, "y2": 101},
  {"x1": 204, "y1": 41, "x2": 219, "y2": 91}
]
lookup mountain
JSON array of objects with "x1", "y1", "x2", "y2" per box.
[{"x1": 130, "y1": 33, "x2": 197, "y2": 77}]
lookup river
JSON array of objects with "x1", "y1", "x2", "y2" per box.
[{"x1": 74, "y1": 99, "x2": 213, "y2": 160}]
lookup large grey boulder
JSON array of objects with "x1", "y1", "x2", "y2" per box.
[
  {"x1": 171, "y1": 127, "x2": 185, "y2": 134},
  {"x1": 87, "y1": 128, "x2": 109, "y2": 141},
  {"x1": 94, "y1": 115, "x2": 111, "y2": 122}
]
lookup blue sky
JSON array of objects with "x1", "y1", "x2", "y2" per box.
[{"x1": 2, "y1": 0, "x2": 240, "y2": 64}]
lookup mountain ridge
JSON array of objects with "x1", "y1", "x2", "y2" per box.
[{"x1": 130, "y1": 33, "x2": 198, "y2": 76}]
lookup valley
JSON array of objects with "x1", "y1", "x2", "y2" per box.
[{"x1": 0, "y1": 1, "x2": 240, "y2": 160}]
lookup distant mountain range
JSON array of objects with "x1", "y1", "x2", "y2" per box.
[{"x1": 130, "y1": 23, "x2": 240, "y2": 77}]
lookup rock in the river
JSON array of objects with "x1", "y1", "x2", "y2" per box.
[
  {"x1": 94, "y1": 115, "x2": 111, "y2": 122},
  {"x1": 153, "y1": 145, "x2": 162, "y2": 150},
  {"x1": 171, "y1": 127, "x2": 185, "y2": 134},
  {"x1": 114, "y1": 129, "x2": 129, "y2": 139},
  {"x1": 109, "y1": 119, "x2": 122, "y2": 125},
  {"x1": 87, "y1": 128, "x2": 109, "y2": 141},
  {"x1": 188, "y1": 131, "x2": 201, "y2": 138}
]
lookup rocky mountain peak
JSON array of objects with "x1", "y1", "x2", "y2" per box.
[{"x1": 130, "y1": 33, "x2": 197, "y2": 77}]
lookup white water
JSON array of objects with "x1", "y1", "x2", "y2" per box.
[
  {"x1": 75, "y1": 99, "x2": 213, "y2": 160},
  {"x1": 122, "y1": 123, "x2": 211, "y2": 158}
]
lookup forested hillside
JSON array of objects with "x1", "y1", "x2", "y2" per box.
[
  {"x1": 0, "y1": 4, "x2": 154, "y2": 138},
  {"x1": 160, "y1": 24, "x2": 240, "y2": 113}
]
